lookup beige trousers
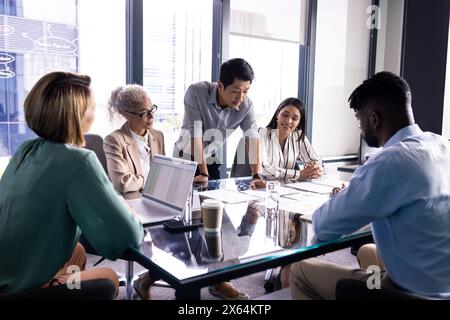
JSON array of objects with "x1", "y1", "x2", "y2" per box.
[
  {"x1": 42, "y1": 243, "x2": 119, "y2": 297},
  {"x1": 289, "y1": 244, "x2": 395, "y2": 300}
]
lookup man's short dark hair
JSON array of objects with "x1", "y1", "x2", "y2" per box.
[
  {"x1": 348, "y1": 71, "x2": 411, "y2": 112},
  {"x1": 219, "y1": 58, "x2": 254, "y2": 88}
]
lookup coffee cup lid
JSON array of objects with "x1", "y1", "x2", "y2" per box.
[{"x1": 201, "y1": 199, "x2": 224, "y2": 209}]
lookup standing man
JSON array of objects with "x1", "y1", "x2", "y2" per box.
[
  {"x1": 174, "y1": 58, "x2": 264, "y2": 188},
  {"x1": 290, "y1": 72, "x2": 450, "y2": 299}
]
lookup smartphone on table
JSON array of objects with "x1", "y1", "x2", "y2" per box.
[{"x1": 163, "y1": 219, "x2": 203, "y2": 232}]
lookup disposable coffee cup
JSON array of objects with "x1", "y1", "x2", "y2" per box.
[
  {"x1": 201, "y1": 199, "x2": 224, "y2": 233},
  {"x1": 203, "y1": 232, "x2": 223, "y2": 261}
]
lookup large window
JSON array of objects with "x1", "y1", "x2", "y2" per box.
[
  {"x1": 0, "y1": 0, "x2": 415, "y2": 163},
  {"x1": 226, "y1": 0, "x2": 306, "y2": 167},
  {"x1": 0, "y1": 0, "x2": 126, "y2": 156},
  {"x1": 312, "y1": 0, "x2": 371, "y2": 157},
  {"x1": 143, "y1": 0, "x2": 213, "y2": 157}
]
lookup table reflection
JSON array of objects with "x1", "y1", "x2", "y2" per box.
[
  {"x1": 237, "y1": 200, "x2": 308, "y2": 249},
  {"x1": 200, "y1": 232, "x2": 224, "y2": 263}
]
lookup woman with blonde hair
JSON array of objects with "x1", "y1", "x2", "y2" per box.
[
  {"x1": 104, "y1": 84, "x2": 165, "y2": 200},
  {"x1": 0, "y1": 71, "x2": 143, "y2": 296}
]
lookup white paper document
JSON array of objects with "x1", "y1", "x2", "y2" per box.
[
  {"x1": 309, "y1": 178, "x2": 348, "y2": 188},
  {"x1": 287, "y1": 181, "x2": 334, "y2": 194},
  {"x1": 278, "y1": 198, "x2": 309, "y2": 214},
  {"x1": 280, "y1": 193, "x2": 330, "y2": 221},
  {"x1": 283, "y1": 192, "x2": 330, "y2": 204},
  {"x1": 241, "y1": 186, "x2": 300, "y2": 199},
  {"x1": 198, "y1": 189, "x2": 258, "y2": 204}
]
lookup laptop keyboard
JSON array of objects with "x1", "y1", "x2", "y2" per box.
[{"x1": 131, "y1": 200, "x2": 178, "y2": 219}]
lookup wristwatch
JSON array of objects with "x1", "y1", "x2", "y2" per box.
[{"x1": 252, "y1": 173, "x2": 263, "y2": 180}]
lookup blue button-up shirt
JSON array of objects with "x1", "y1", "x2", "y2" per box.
[{"x1": 313, "y1": 124, "x2": 450, "y2": 298}]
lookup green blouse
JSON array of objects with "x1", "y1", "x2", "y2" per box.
[{"x1": 0, "y1": 138, "x2": 143, "y2": 293}]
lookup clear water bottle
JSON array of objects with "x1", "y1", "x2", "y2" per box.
[
  {"x1": 265, "y1": 181, "x2": 280, "y2": 244},
  {"x1": 183, "y1": 186, "x2": 193, "y2": 225}
]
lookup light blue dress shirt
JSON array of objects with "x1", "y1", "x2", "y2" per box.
[{"x1": 313, "y1": 124, "x2": 450, "y2": 298}]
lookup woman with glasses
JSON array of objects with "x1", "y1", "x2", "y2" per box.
[
  {"x1": 260, "y1": 97, "x2": 323, "y2": 181},
  {"x1": 104, "y1": 84, "x2": 165, "y2": 200},
  {"x1": 105, "y1": 84, "x2": 165, "y2": 300}
]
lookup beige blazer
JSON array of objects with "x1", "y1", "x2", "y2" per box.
[{"x1": 104, "y1": 123, "x2": 165, "y2": 199}]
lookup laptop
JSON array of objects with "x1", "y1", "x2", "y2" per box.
[
  {"x1": 359, "y1": 136, "x2": 382, "y2": 165},
  {"x1": 127, "y1": 155, "x2": 198, "y2": 225},
  {"x1": 338, "y1": 136, "x2": 382, "y2": 173}
]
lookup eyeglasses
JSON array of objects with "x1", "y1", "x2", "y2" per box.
[{"x1": 126, "y1": 105, "x2": 158, "y2": 119}]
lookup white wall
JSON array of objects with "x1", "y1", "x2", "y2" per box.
[
  {"x1": 376, "y1": 0, "x2": 404, "y2": 74},
  {"x1": 311, "y1": 0, "x2": 370, "y2": 157}
]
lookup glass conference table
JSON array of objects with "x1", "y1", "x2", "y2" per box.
[{"x1": 126, "y1": 177, "x2": 373, "y2": 300}]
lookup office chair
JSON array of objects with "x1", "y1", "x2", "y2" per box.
[
  {"x1": 335, "y1": 278, "x2": 440, "y2": 300},
  {"x1": 230, "y1": 137, "x2": 252, "y2": 178},
  {"x1": 82, "y1": 134, "x2": 143, "y2": 299},
  {"x1": 0, "y1": 279, "x2": 116, "y2": 300},
  {"x1": 83, "y1": 134, "x2": 170, "y2": 299},
  {"x1": 230, "y1": 137, "x2": 302, "y2": 179},
  {"x1": 84, "y1": 133, "x2": 108, "y2": 174}
]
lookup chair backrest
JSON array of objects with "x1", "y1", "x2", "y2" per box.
[
  {"x1": 335, "y1": 278, "x2": 439, "y2": 300},
  {"x1": 0, "y1": 279, "x2": 116, "y2": 300},
  {"x1": 229, "y1": 136, "x2": 301, "y2": 178},
  {"x1": 84, "y1": 134, "x2": 108, "y2": 174},
  {"x1": 230, "y1": 137, "x2": 252, "y2": 178}
]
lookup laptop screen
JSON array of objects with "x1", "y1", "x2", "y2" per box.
[
  {"x1": 359, "y1": 135, "x2": 382, "y2": 164},
  {"x1": 142, "y1": 155, "x2": 197, "y2": 210}
]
